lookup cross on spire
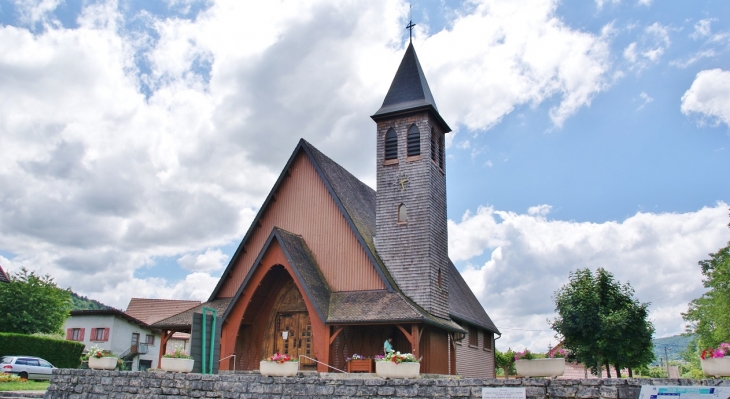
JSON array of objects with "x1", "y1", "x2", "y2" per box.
[{"x1": 406, "y1": 4, "x2": 416, "y2": 43}]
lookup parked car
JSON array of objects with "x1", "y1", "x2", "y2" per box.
[{"x1": 0, "y1": 356, "x2": 56, "y2": 380}]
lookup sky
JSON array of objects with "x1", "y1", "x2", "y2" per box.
[{"x1": 0, "y1": 0, "x2": 729, "y2": 353}]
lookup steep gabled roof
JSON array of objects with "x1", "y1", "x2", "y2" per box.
[
  {"x1": 372, "y1": 42, "x2": 451, "y2": 133},
  {"x1": 209, "y1": 139, "x2": 395, "y2": 301},
  {"x1": 219, "y1": 228, "x2": 332, "y2": 323},
  {"x1": 0, "y1": 265, "x2": 9, "y2": 283},
  {"x1": 125, "y1": 298, "x2": 201, "y2": 325},
  {"x1": 70, "y1": 309, "x2": 152, "y2": 330}
]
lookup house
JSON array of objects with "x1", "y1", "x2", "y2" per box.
[
  {"x1": 124, "y1": 298, "x2": 200, "y2": 356},
  {"x1": 153, "y1": 42, "x2": 499, "y2": 378},
  {"x1": 0, "y1": 265, "x2": 9, "y2": 283},
  {"x1": 63, "y1": 309, "x2": 160, "y2": 371}
]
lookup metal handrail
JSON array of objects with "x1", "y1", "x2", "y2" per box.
[
  {"x1": 298, "y1": 355, "x2": 346, "y2": 373},
  {"x1": 219, "y1": 354, "x2": 236, "y2": 371}
]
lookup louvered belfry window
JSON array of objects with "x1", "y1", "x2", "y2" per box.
[
  {"x1": 407, "y1": 124, "x2": 420, "y2": 156},
  {"x1": 431, "y1": 129, "x2": 438, "y2": 162},
  {"x1": 385, "y1": 128, "x2": 398, "y2": 160}
]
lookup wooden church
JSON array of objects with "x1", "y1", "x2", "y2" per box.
[{"x1": 166, "y1": 43, "x2": 499, "y2": 377}]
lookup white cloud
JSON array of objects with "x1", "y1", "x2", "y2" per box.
[
  {"x1": 637, "y1": 0, "x2": 652, "y2": 6},
  {"x1": 449, "y1": 202, "x2": 730, "y2": 351},
  {"x1": 624, "y1": 22, "x2": 671, "y2": 70},
  {"x1": 637, "y1": 91, "x2": 653, "y2": 110},
  {"x1": 691, "y1": 19, "x2": 714, "y2": 40},
  {"x1": 681, "y1": 69, "x2": 730, "y2": 127},
  {"x1": 177, "y1": 248, "x2": 228, "y2": 272},
  {"x1": 595, "y1": 0, "x2": 621, "y2": 10}
]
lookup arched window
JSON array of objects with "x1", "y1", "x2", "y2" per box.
[
  {"x1": 407, "y1": 124, "x2": 420, "y2": 156},
  {"x1": 431, "y1": 128, "x2": 438, "y2": 163},
  {"x1": 398, "y1": 203, "x2": 408, "y2": 223},
  {"x1": 385, "y1": 128, "x2": 398, "y2": 161}
]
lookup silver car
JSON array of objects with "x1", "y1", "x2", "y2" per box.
[{"x1": 0, "y1": 356, "x2": 55, "y2": 380}]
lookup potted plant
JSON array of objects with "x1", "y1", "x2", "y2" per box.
[
  {"x1": 160, "y1": 347, "x2": 194, "y2": 372},
  {"x1": 346, "y1": 354, "x2": 373, "y2": 373},
  {"x1": 259, "y1": 353, "x2": 299, "y2": 377},
  {"x1": 86, "y1": 345, "x2": 118, "y2": 370},
  {"x1": 375, "y1": 351, "x2": 421, "y2": 379},
  {"x1": 700, "y1": 342, "x2": 730, "y2": 378},
  {"x1": 514, "y1": 349, "x2": 565, "y2": 378}
]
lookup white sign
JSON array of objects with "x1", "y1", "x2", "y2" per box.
[
  {"x1": 639, "y1": 386, "x2": 730, "y2": 399},
  {"x1": 483, "y1": 387, "x2": 526, "y2": 399}
]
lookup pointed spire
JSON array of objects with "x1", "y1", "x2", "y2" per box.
[{"x1": 372, "y1": 42, "x2": 451, "y2": 132}]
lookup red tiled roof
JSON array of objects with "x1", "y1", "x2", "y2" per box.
[{"x1": 124, "y1": 298, "x2": 201, "y2": 325}]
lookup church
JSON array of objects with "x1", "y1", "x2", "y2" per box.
[{"x1": 155, "y1": 42, "x2": 499, "y2": 378}]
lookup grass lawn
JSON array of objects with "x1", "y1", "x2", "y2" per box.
[{"x1": 0, "y1": 380, "x2": 49, "y2": 391}]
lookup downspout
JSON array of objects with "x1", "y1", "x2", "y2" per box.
[{"x1": 494, "y1": 332, "x2": 502, "y2": 378}]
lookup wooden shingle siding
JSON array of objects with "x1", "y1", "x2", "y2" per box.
[
  {"x1": 218, "y1": 153, "x2": 384, "y2": 297},
  {"x1": 374, "y1": 112, "x2": 449, "y2": 319},
  {"x1": 456, "y1": 326, "x2": 495, "y2": 378}
]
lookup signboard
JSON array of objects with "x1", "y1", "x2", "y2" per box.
[
  {"x1": 483, "y1": 387, "x2": 527, "y2": 399},
  {"x1": 639, "y1": 386, "x2": 730, "y2": 399}
]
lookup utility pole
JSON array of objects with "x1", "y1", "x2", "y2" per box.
[{"x1": 664, "y1": 346, "x2": 670, "y2": 377}]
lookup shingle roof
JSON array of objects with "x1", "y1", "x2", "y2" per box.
[
  {"x1": 70, "y1": 309, "x2": 151, "y2": 330},
  {"x1": 447, "y1": 261, "x2": 499, "y2": 333},
  {"x1": 152, "y1": 298, "x2": 233, "y2": 330},
  {"x1": 372, "y1": 42, "x2": 451, "y2": 132},
  {"x1": 0, "y1": 265, "x2": 9, "y2": 283},
  {"x1": 125, "y1": 298, "x2": 201, "y2": 325}
]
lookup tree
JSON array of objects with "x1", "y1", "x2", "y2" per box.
[
  {"x1": 682, "y1": 237, "x2": 730, "y2": 351},
  {"x1": 0, "y1": 268, "x2": 72, "y2": 335},
  {"x1": 551, "y1": 268, "x2": 654, "y2": 377},
  {"x1": 495, "y1": 349, "x2": 516, "y2": 378}
]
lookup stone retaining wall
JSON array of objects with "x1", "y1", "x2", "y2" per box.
[{"x1": 44, "y1": 369, "x2": 730, "y2": 399}]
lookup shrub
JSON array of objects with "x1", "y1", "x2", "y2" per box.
[{"x1": 0, "y1": 332, "x2": 84, "y2": 368}]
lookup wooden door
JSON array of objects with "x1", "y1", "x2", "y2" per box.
[
  {"x1": 274, "y1": 312, "x2": 314, "y2": 369},
  {"x1": 131, "y1": 333, "x2": 140, "y2": 353}
]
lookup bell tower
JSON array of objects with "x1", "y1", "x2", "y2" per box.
[{"x1": 372, "y1": 42, "x2": 451, "y2": 319}]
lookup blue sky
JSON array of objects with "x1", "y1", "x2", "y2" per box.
[{"x1": 0, "y1": 0, "x2": 728, "y2": 351}]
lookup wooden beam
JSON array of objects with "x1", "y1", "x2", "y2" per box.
[
  {"x1": 158, "y1": 330, "x2": 176, "y2": 367},
  {"x1": 329, "y1": 326, "x2": 344, "y2": 345}
]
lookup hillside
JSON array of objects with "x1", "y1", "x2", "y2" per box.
[
  {"x1": 70, "y1": 292, "x2": 112, "y2": 311},
  {"x1": 652, "y1": 334, "x2": 694, "y2": 364}
]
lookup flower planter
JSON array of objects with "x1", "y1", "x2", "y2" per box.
[
  {"x1": 160, "y1": 357, "x2": 194, "y2": 373},
  {"x1": 375, "y1": 361, "x2": 420, "y2": 379},
  {"x1": 347, "y1": 359, "x2": 373, "y2": 373},
  {"x1": 701, "y1": 357, "x2": 730, "y2": 378},
  {"x1": 259, "y1": 361, "x2": 299, "y2": 377},
  {"x1": 88, "y1": 356, "x2": 118, "y2": 370},
  {"x1": 515, "y1": 358, "x2": 565, "y2": 378}
]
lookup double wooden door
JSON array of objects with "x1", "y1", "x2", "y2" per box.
[{"x1": 275, "y1": 312, "x2": 314, "y2": 368}]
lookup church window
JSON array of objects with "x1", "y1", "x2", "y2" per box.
[
  {"x1": 468, "y1": 325, "x2": 478, "y2": 347},
  {"x1": 438, "y1": 133, "x2": 445, "y2": 169},
  {"x1": 431, "y1": 128, "x2": 438, "y2": 163},
  {"x1": 385, "y1": 128, "x2": 398, "y2": 161},
  {"x1": 397, "y1": 203, "x2": 408, "y2": 223},
  {"x1": 407, "y1": 124, "x2": 420, "y2": 156},
  {"x1": 438, "y1": 268, "x2": 442, "y2": 288}
]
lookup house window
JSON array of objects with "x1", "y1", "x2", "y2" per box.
[
  {"x1": 398, "y1": 204, "x2": 408, "y2": 223},
  {"x1": 407, "y1": 124, "x2": 420, "y2": 156},
  {"x1": 146, "y1": 334, "x2": 155, "y2": 345},
  {"x1": 89, "y1": 328, "x2": 109, "y2": 342},
  {"x1": 468, "y1": 325, "x2": 478, "y2": 347},
  {"x1": 384, "y1": 128, "x2": 398, "y2": 161},
  {"x1": 67, "y1": 328, "x2": 83, "y2": 341}
]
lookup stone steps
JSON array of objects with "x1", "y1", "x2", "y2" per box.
[{"x1": 0, "y1": 391, "x2": 46, "y2": 398}]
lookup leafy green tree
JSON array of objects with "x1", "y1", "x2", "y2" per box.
[
  {"x1": 0, "y1": 268, "x2": 72, "y2": 334},
  {"x1": 682, "y1": 233, "x2": 730, "y2": 351},
  {"x1": 551, "y1": 268, "x2": 654, "y2": 377},
  {"x1": 495, "y1": 349, "x2": 516, "y2": 378}
]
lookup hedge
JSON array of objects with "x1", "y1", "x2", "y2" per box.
[{"x1": 0, "y1": 332, "x2": 84, "y2": 368}]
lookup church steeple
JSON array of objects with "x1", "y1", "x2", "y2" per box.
[
  {"x1": 372, "y1": 43, "x2": 451, "y2": 320},
  {"x1": 372, "y1": 42, "x2": 451, "y2": 133}
]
